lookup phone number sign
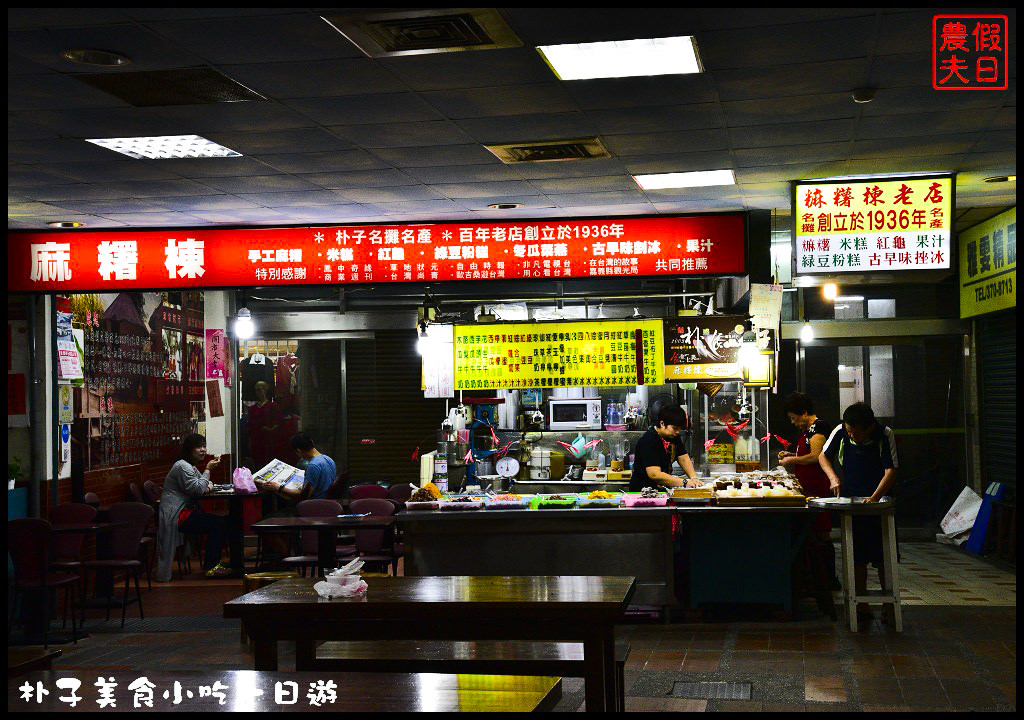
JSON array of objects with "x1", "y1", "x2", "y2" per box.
[
  {"x1": 793, "y1": 176, "x2": 953, "y2": 274},
  {"x1": 9, "y1": 215, "x2": 746, "y2": 293}
]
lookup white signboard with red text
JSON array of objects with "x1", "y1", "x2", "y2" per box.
[
  {"x1": 793, "y1": 175, "x2": 954, "y2": 274},
  {"x1": 10, "y1": 215, "x2": 747, "y2": 293}
]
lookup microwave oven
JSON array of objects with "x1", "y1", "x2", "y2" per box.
[{"x1": 548, "y1": 398, "x2": 603, "y2": 430}]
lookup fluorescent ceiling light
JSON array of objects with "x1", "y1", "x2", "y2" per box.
[
  {"x1": 835, "y1": 295, "x2": 865, "y2": 301},
  {"x1": 86, "y1": 135, "x2": 242, "y2": 160},
  {"x1": 537, "y1": 36, "x2": 701, "y2": 81},
  {"x1": 633, "y1": 169, "x2": 735, "y2": 190}
]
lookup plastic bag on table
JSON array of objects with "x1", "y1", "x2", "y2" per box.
[{"x1": 232, "y1": 467, "x2": 257, "y2": 495}]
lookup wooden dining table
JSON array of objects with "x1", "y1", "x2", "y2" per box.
[
  {"x1": 201, "y1": 489, "x2": 273, "y2": 576},
  {"x1": 224, "y1": 574, "x2": 635, "y2": 713},
  {"x1": 9, "y1": 670, "x2": 562, "y2": 712},
  {"x1": 249, "y1": 516, "x2": 396, "y2": 575}
]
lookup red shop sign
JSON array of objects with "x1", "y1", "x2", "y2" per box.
[{"x1": 8, "y1": 215, "x2": 746, "y2": 294}]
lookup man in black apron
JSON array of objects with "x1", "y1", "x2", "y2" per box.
[{"x1": 819, "y1": 402, "x2": 898, "y2": 624}]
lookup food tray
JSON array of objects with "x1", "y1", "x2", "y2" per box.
[
  {"x1": 670, "y1": 497, "x2": 713, "y2": 506},
  {"x1": 622, "y1": 493, "x2": 669, "y2": 507},
  {"x1": 404, "y1": 501, "x2": 440, "y2": 511},
  {"x1": 715, "y1": 495, "x2": 806, "y2": 507},
  {"x1": 577, "y1": 495, "x2": 623, "y2": 508},
  {"x1": 438, "y1": 500, "x2": 487, "y2": 511},
  {"x1": 532, "y1": 496, "x2": 578, "y2": 509},
  {"x1": 485, "y1": 497, "x2": 532, "y2": 510}
]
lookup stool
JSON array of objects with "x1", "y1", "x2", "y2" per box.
[
  {"x1": 836, "y1": 501, "x2": 902, "y2": 632},
  {"x1": 240, "y1": 572, "x2": 299, "y2": 644}
]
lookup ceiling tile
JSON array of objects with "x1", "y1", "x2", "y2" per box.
[
  {"x1": 851, "y1": 135, "x2": 977, "y2": 160},
  {"x1": 297, "y1": 169, "x2": 420, "y2": 189},
  {"x1": 274, "y1": 205, "x2": 379, "y2": 222},
  {"x1": 144, "y1": 157, "x2": 280, "y2": 178},
  {"x1": 713, "y1": 58, "x2": 866, "y2": 102},
  {"x1": 699, "y1": 16, "x2": 875, "y2": 71},
  {"x1": 620, "y1": 151, "x2": 733, "y2": 175},
  {"x1": 8, "y1": 25, "x2": 203, "y2": 73},
  {"x1": 588, "y1": 104, "x2": 724, "y2": 135},
  {"x1": 333, "y1": 186, "x2": 447, "y2": 203},
  {"x1": 722, "y1": 93, "x2": 856, "y2": 127},
  {"x1": 604, "y1": 129, "x2": 731, "y2": 156},
  {"x1": 7, "y1": 8, "x2": 132, "y2": 28},
  {"x1": 195, "y1": 175, "x2": 324, "y2": 194},
  {"x1": 370, "y1": 144, "x2": 500, "y2": 168},
  {"x1": 222, "y1": 59, "x2": 408, "y2": 99},
  {"x1": 8, "y1": 115, "x2": 61, "y2": 141},
  {"x1": 456, "y1": 112, "x2": 597, "y2": 144},
  {"x1": 257, "y1": 150, "x2": 391, "y2": 174},
  {"x1": 97, "y1": 211, "x2": 208, "y2": 225},
  {"x1": 329, "y1": 121, "x2": 476, "y2": 148},
  {"x1": 361, "y1": 199, "x2": 464, "y2": 215},
  {"x1": 99, "y1": 179, "x2": 227, "y2": 198},
  {"x1": 429, "y1": 181, "x2": 543, "y2": 199},
  {"x1": 181, "y1": 208, "x2": 299, "y2": 223},
  {"x1": 9, "y1": 74, "x2": 130, "y2": 111},
  {"x1": 402, "y1": 164, "x2": 525, "y2": 184},
  {"x1": 856, "y1": 109, "x2": 999, "y2": 140},
  {"x1": 529, "y1": 175, "x2": 638, "y2": 194},
  {"x1": 733, "y1": 142, "x2": 851, "y2": 168},
  {"x1": 144, "y1": 13, "x2": 364, "y2": 64},
  {"x1": 566, "y1": 75, "x2": 716, "y2": 110},
  {"x1": 9, "y1": 139, "x2": 129, "y2": 164},
  {"x1": 453, "y1": 196, "x2": 556, "y2": 211},
  {"x1": 207, "y1": 128, "x2": 355, "y2": 155},
  {"x1": 378, "y1": 47, "x2": 553, "y2": 92},
  {"x1": 695, "y1": 8, "x2": 875, "y2": 31},
  {"x1": 729, "y1": 119, "x2": 855, "y2": 149},
  {"x1": 285, "y1": 94, "x2": 445, "y2": 125},
  {"x1": 862, "y1": 76, "x2": 1012, "y2": 116},
  {"x1": 546, "y1": 190, "x2": 648, "y2": 207},
  {"x1": 152, "y1": 102, "x2": 316, "y2": 132},
  {"x1": 16, "y1": 184, "x2": 138, "y2": 202},
  {"x1": 149, "y1": 195, "x2": 265, "y2": 212},
  {"x1": 13, "y1": 107, "x2": 186, "y2": 139},
  {"x1": 421, "y1": 83, "x2": 578, "y2": 119},
  {"x1": 235, "y1": 190, "x2": 351, "y2": 207},
  {"x1": 510, "y1": 157, "x2": 629, "y2": 180},
  {"x1": 499, "y1": 8, "x2": 699, "y2": 45},
  {"x1": 30, "y1": 161, "x2": 182, "y2": 183}
]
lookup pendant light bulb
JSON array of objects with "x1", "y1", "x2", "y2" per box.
[
  {"x1": 800, "y1": 322, "x2": 814, "y2": 344},
  {"x1": 234, "y1": 307, "x2": 255, "y2": 339}
]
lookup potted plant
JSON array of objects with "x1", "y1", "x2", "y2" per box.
[{"x1": 8, "y1": 455, "x2": 22, "y2": 489}]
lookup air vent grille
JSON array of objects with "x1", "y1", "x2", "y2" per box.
[
  {"x1": 74, "y1": 67, "x2": 265, "y2": 107},
  {"x1": 486, "y1": 138, "x2": 612, "y2": 164},
  {"x1": 324, "y1": 8, "x2": 521, "y2": 57}
]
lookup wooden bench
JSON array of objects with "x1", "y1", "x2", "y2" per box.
[
  {"x1": 303, "y1": 639, "x2": 630, "y2": 712},
  {"x1": 8, "y1": 647, "x2": 61, "y2": 679}
]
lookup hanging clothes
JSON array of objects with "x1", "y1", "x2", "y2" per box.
[
  {"x1": 275, "y1": 353, "x2": 299, "y2": 416},
  {"x1": 240, "y1": 353, "x2": 276, "y2": 402}
]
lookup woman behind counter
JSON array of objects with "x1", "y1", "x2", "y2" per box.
[{"x1": 156, "y1": 434, "x2": 231, "y2": 581}]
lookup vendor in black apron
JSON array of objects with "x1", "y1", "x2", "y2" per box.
[
  {"x1": 819, "y1": 402, "x2": 899, "y2": 624},
  {"x1": 631, "y1": 404, "x2": 703, "y2": 490}
]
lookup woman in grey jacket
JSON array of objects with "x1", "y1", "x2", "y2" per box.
[{"x1": 156, "y1": 434, "x2": 230, "y2": 581}]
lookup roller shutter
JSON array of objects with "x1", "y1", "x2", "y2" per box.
[{"x1": 979, "y1": 312, "x2": 1016, "y2": 489}]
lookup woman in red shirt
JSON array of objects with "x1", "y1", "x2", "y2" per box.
[{"x1": 780, "y1": 392, "x2": 840, "y2": 590}]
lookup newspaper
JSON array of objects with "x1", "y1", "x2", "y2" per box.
[{"x1": 253, "y1": 459, "x2": 305, "y2": 494}]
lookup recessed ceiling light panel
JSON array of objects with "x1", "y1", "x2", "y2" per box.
[
  {"x1": 537, "y1": 36, "x2": 702, "y2": 80},
  {"x1": 85, "y1": 135, "x2": 242, "y2": 160},
  {"x1": 633, "y1": 169, "x2": 735, "y2": 190}
]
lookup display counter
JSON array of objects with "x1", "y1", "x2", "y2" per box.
[
  {"x1": 398, "y1": 503, "x2": 821, "y2": 616},
  {"x1": 398, "y1": 507, "x2": 675, "y2": 610}
]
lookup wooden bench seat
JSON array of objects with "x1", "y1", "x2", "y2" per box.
[{"x1": 305, "y1": 639, "x2": 630, "y2": 711}]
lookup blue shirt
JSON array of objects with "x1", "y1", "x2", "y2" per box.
[{"x1": 304, "y1": 454, "x2": 336, "y2": 499}]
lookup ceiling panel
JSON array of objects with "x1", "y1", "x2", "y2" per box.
[
  {"x1": 222, "y1": 59, "x2": 408, "y2": 99},
  {"x1": 143, "y1": 13, "x2": 364, "y2": 64},
  {"x1": 329, "y1": 120, "x2": 476, "y2": 148},
  {"x1": 378, "y1": 47, "x2": 554, "y2": 92},
  {"x1": 5, "y1": 9, "x2": 1016, "y2": 230}
]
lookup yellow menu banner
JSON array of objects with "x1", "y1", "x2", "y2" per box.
[
  {"x1": 454, "y1": 320, "x2": 664, "y2": 390},
  {"x1": 959, "y1": 207, "x2": 1016, "y2": 319}
]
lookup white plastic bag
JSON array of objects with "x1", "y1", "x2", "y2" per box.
[{"x1": 940, "y1": 486, "x2": 983, "y2": 536}]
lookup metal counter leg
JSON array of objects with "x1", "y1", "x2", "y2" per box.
[
  {"x1": 882, "y1": 512, "x2": 902, "y2": 632},
  {"x1": 840, "y1": 513, "x2": 857, "y2": 632}
]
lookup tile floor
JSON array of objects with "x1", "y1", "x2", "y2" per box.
[{"x1": 33, "y1": 542, "x2": 1015, "y2": 713}]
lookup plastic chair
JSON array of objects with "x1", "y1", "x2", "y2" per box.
[
  {"x1": 8, "y1": 519, "x2": 81, "y2": 648},
  {"x1": 349, "y1": 484, "x2": 389, "y2": 501},
  {"x1": 349, "y1": 498, "x2": 398, "y2": 575},
  {"x1": 128, "y1": 484, "x2": 156, "y2": 590},
  {"x1": 282, "y1": 499, "x2": 355, "y2": 577},
  {"x1": 387, "y1": 483, "x2": 413, "y2": 506},
  {"x1": 82, "y1": 502, "x2": 153, "y2": 628},
  {"x1": 50, "y1": 503, "x2": 97, "y2": 629},
  {"x1": 142, "y1": 480, "x2": 163, "y2": 504}
]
